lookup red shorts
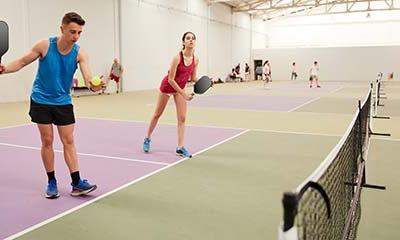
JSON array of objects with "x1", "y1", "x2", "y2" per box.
[{"x1": 109, "y1": 73, "x2": 120, "y2": 83}]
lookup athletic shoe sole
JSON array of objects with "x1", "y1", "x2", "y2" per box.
[
  {"x1": 176, "y1": 152, "x2": 192, "y2": 158},
  {"x1": 45, "y1": 192, "x2": 60, "y2": 199},
  {"x1": 70, "y1": 185, "x2": 98, "y2": 197}
]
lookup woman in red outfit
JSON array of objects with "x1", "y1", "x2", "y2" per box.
[{"x1": 143, "y1": 32, "x2": 199, "y2": 158}]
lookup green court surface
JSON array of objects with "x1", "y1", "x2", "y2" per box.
[
  {"x1": 2, "y1": 80, "x2": 399, "y2": 240},
  {"x1": 16, "y1": 131, "x2": 340, "y2": 240}
]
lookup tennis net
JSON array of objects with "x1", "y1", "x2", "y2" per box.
[{"x1": 279, "y1": 87, "x2": 372, "y2": 240}]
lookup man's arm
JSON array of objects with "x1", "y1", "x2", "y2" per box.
[
  {"x1": 0, "y1": 40, "x2": 46, "y2": 74},
  {"x1": 77, "y1": 48, "x2": 93, "y2": 90},
  {"x1": 120, "y1": 64, "x2": 124, "y2": 76}
]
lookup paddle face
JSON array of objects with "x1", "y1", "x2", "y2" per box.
[
  {"x1": 0, "y1": 21, "x2": 9, "y2": 63},
  {"x1": 193, "y1": 75, "x2": 212, "y2": 94}
]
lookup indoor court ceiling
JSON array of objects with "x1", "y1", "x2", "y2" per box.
[{"x1": 207, "y1": 0, "x2": 400, "y2": 20}]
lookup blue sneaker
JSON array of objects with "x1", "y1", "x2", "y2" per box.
[
  {"x1": 176, "y1": 147, "x2": 192, "y2": 158},
  {"x1": 71, "y1": 179, "x2": 97, "y2": 196},
  {"x1": 143, "y1": 137, "x2": 151, "y2": 153},
  {"x1": 45, "y1": 179, "x2": 60, "y2": 199}
]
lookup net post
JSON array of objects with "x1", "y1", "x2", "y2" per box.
[
  {"x1": 358, "y1": 100, "x2": 363, "y2": 162},
  {"x1": 370, "y1": 81, "x2": 391, "y2": 135},
  {"x1": 359, "y1": 96, "x2": 387, "y2": 190},
  {"x1": 377, "y1": 80, "x2": 381, "y2": 105},
  {"x1": 282, "y1": 192, "x2": 298, "y2": 232}
]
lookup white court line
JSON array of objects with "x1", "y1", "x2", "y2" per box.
[
  {"x1": 4, "y1": 129, "x2": 250, "y2": 240},
  {"x1": 0, "y1": 142, "x2": 168, "y2": 166},
  {"x1": 371, "y1": 136, "x2": 400, "y2": 142},
  {"x1": 2, "y1": 116, "x2": 360, "y2": 138},
  {"x1": 78, "y1": 116, "x2": 354, "y2": 137},
  {"x1": 78, "y1": 116, "x2": 247, "y2": 131},
  {"x1": 288, "y1": 97, "x2": 321, "y2": 112},
  {"x1": 81, "y1": 114, "x2": 393, "y2": 145},
  {"x1": 330, "y1": 86, "x2": 345, "y2": 93},
  {"x1": 250, "y1": 128, "x2": 342, "y2": 137}
]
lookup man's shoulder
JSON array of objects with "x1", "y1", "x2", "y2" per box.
[
  {"x1": 32, "y1": 39, "x2": 50, "y2": 54},
  {"x1": 35, "y1": 39, "x2": 50, "y2": 47}
]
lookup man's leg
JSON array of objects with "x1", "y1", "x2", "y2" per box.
[
  {"x1": 37, "y1": 124, "x2": 55, "y2": 172},
  {"x1": 316, "y1": 77, "x2": 321, "y2": 87},
  {"x1": 37, "y1": 124, "x2": 59, "y2": 198},
  {"x1": 57, "y1": 124, "x2": 97, "y2": 196},
  {"x1": 57, "y1": 124, "x2": 79, "y2": 173}
]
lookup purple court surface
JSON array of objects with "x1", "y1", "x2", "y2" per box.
[
  {"x1": 255, "y1": 83, "x2": 343, "y2": 93},
  {"x1": 0, "y1": 118, "x2": 243, "y2": 239},
  {"x1": 188, "y1": 94, "x2": 317, "y2": 111}
]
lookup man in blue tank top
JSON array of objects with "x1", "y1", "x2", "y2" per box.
[{"x1": 0, "y1": 12, "x2": 98, "y2": 199}]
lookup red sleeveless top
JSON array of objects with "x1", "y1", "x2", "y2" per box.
[{"x1": 160, "y1": 51, "x2": 195, "y2": 93}]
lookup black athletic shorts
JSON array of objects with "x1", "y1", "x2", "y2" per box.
[{"x1": 29, "y1": 99, "x2": 75, "y2": 126}]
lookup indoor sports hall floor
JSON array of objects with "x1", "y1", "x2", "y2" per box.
[{"x1": 0, "y1": 80, "x2": 399, "y2": 240}]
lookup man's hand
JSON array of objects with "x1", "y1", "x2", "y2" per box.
[{"x1": 89, "y1": 81, "x2": 105, "y2": 92}]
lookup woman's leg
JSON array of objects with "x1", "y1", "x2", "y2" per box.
[
  {"x1": 146, "y1": 92, "x2": 170, "y2": 138},
  {"x1": 173, "y1": 93, "x2": 187, "y2": 147}
]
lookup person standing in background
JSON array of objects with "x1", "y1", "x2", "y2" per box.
[
  {"x1": 108, "y1": 58, "x2": 123, "y2": 93},
  {"x1": 309, "y1": 61, "x2": 321, "y2": 88},
  {"x1": 291, "y1": 62, "x2": 297, "y2": 80},
  {"x1": 245, "y1": 63, "x2": 250, "y2": 81}
]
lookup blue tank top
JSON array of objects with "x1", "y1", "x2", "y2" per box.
[{"x1": 31, "y1": 37, "x2": 79, "y2": 105}]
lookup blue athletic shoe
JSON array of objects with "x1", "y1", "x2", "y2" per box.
[
  {"x1": 71, "y1": 179, "x2": 97, "y2": 196},
  {"x1": 176, "y1": 147, "x2": 192, "y2": 158},
  {"x1": 45, "y1": 179, "x2": 60, "y2": 199},
  {"x1": 143, "y1": 137, "x2": 151, "y2": 153}
]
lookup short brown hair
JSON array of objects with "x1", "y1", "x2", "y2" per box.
[{"x1": 62, "y1": 12, "x2": 85, "y2": 26}]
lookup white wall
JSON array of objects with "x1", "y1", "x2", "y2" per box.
[
  {"x1": 120, "y1": 0, "x2": 266, "y2": 91},
  {"x1": 252, "y1": 46, "x2": 400, "y2": 82},
  {"x1": 252, "y1": 11, "x2": 400, "y2": 82},
  {"x1": 252, "y1": 18, "x2": 269, "y2": 49},
  {"x1": 0, "y1": 0, "x2": 33, "y2": 102},
  {"x1": 0, "y1": 0, "x2": 268, "y2": 102},
  {"x1": 0, "y1": 0, "x2": 117, "y2": 102},
  {"x1": 231, "y1": 13, "x2": 252, "y2": 79},
  {"x1": 263, "y1": 11, "x2": 400, "y2": 48},
  {"x1": 208, "y1": 3, "x2": 233, "y2": 81}
]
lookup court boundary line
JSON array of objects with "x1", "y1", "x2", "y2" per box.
[
  {"x1": 330, "y1": 86, "x2": 345, "y2": 93},
  {"x1": 170, "y1": 104, "x2": 358, "y2": 114},
  {"x1": 370, "y1": 137, "x2": 400, "y2": 142},
  {"x1": 250, "y1": 128, "x2": 342, "y2": 137},
  {"x1": 288, "y1": 97, "x2": 321, "y2": 112},
  {"x1": 85, "y1": 98, "x2": 360, "y2": 115},
  {"x1": 4, "y1": 129, "x2": 250, "y2": 240},
  {"x1": 161, "y1": 104, "x2": 313, "y2": 113},
  {"x1": 78, "y1": 116, "x2": 247, "y2": 131},
  {"x1": 191, "y1": 94, "x2": 321, "y2": 113},
  {"x1": 78, "y1": 117, "x2": 400, "y2": 141},
  {"x1": 78, "y1": 116, "x2": 349, "y2": 137},
  {"x1": 0, "y1": 117, "x2": 353, "y2": 139},
  {"x1": 0, "y1": 142, "x2": 168, "y2": 166}
]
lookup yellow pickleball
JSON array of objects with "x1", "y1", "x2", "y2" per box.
[{"x1": 91, "y1": 77, "x2": 102, "y2": 86}]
